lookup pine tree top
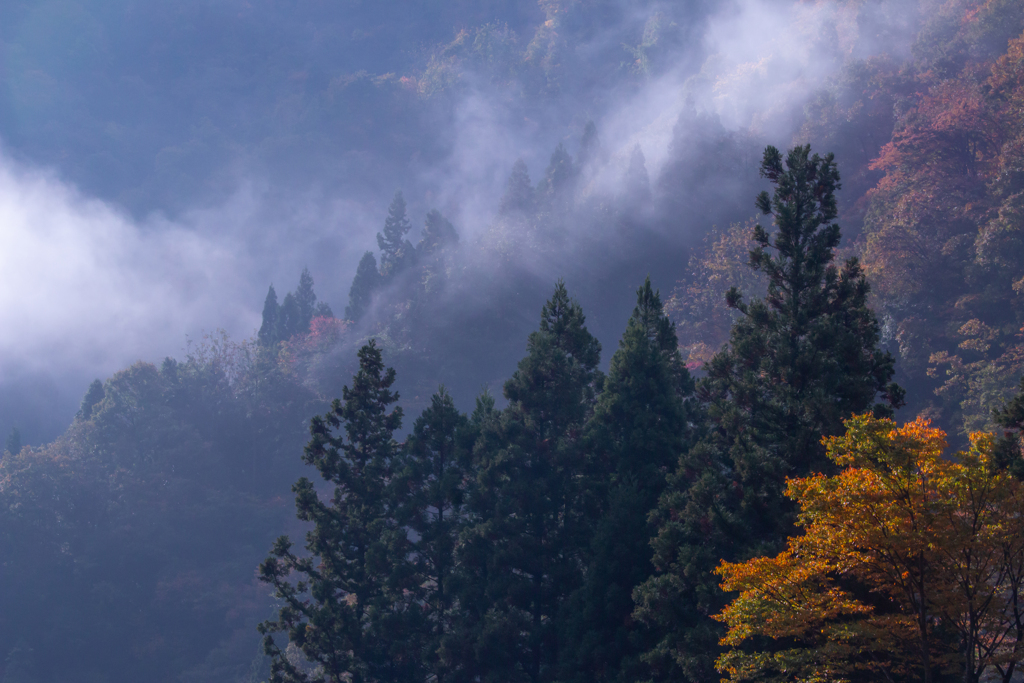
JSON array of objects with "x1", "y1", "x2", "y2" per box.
[
  {"x1": 745, "y1": 144, "x2": 842, "y2": 320},
  {"x1": 538, "y1": 279, "x2": 601, "y2": 368},
  {"x1": 500, "y1": 158, "x2": 535, "y2": 215}
]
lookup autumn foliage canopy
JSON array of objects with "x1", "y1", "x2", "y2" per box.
[{"x1": 715, "y1": 415, "x2": 1024, "y2": 683}]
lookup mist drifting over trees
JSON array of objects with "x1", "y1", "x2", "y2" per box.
[{"x1": 2, "y1": 0, "x2": 1024, "y2": 682}]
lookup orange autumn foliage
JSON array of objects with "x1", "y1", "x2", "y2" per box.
[{"x1": 715, "y1": 414, "x2": 1024, "y2": 683}]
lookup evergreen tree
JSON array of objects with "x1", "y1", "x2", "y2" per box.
[
  {"x1": 278, "y1": 292, "x2": 302, "y2": 340},
  {"x1": 258, "y1": 285, "x2": 281, "y2": 347},
  {"x1": 78, "y1": 379, "x2": 105, "y2": 421},
  {"x1": 537, "y1": 143, "x2": 574, "y2": 209},
  {"x1": 258, "y1": 341, "x2": 418, "y2": 683},
  {"x1": 4, "y1": 428, "x2": 20, "y2": 456},
  {"x1": 500, "y1": 159, "x2": 536, "y2": 215},
  {"x1": 577, "y1": 121, "x2": 600, "y2": 169},
  {"x1": 417, "y1": 210, "x2": 458, "y2": 255},
  {"x1": 560, "y1": 278, "x2": 696, "y2": 683},
  {"x1": 634, "y1": 145, "x2": 904, "y2": 683},
  {"x1": 314, "y1": 301, "x2": 335, "y2": 319},
  {"x1": 461, "y1": 281, "x2": 601, "y2": 683},
  {"x1": 377, "y1": 191, "x2": 414, "y2": 278},
  {"x1": 295, "y1": 267, "x2": 318, "y2": 332},
  {"x1": 395, "y1": 387, "x2": 471, "y2": 683},
  {"x1": 623, "y1": 144, "x2": 651, "y2": 205},
  {"x1": 416, "y1": 211, "x2": 459, "y2": 294},
  {"x1": 444, "y1": 391, "x2": 503, "y2": 683},
  {"x1": 347, "y1": 252, "x2": 381, "y2": 322}
]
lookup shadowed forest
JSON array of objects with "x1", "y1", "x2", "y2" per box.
[{"x1": 3, "y1": 0, "x2": 1024, "y2": 682}]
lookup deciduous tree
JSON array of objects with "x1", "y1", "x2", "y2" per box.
[{"x1": 715, "y1": 413, "x2": 1024, "y2": 683}]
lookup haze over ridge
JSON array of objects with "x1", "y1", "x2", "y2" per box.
[{"x1": 0, "y1": 0, "x2": 917, "y2": 443}]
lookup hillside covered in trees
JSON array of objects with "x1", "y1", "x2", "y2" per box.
[{"x1": 3, "y1": 0, "x2": 1024, "y2": 682}]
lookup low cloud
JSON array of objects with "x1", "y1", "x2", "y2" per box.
[{"x1": 0, "y1": 153, "x2": 259, "y2": 377}]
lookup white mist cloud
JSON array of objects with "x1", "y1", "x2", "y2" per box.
[
  {"x1": 0, "y1": 151, "x2": 258, "y2": 376},
  {"x1": 0, "y1": 146, "x2": 387, "y2": 384},
  {"x1": 597, "y1": 0, "x2": 918, "y2": 182}
]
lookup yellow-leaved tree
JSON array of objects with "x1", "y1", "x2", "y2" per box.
[{"x1": 714, "y1": 414, "x2": 1024, "y2": 683}]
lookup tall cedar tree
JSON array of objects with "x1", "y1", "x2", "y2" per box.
[
  {"x1": 459, "y1": 281, "x2": 601, "y2": 683},
  {"x1": 259, "y1": 285, "x2": 281, "y2": 346},
  {"x1": 418, "y1": 210, "x2": 458, "y2": 255},
  {"x1": 624, "y1": 144, "x2": 652, "y2": 205},
  {"x1": 378, "y1": 191, "x2": 414, "y2": 278},
  {"x1": 4, "y1": 428, "x2": 20, "y2": 456},
  {"x1": 500, "y1": 159, "x2": 536, "y2": 215},
  {"x1": 416, "y1": 210, "x2": 457, "y2": 290},
  {"x1": 577, "y1": 121, "x2": 600, "y2": 169},
  {"x1": 314, "y1": 300, "x2": 335, "y2": 318},
  {"x1": 279, "y1": 292, "x2": 302, "y2": 340},
  {"x1": 394, "y1": 387, "x2": 471, "y2": 683},
  {"x1": 295, "y1": 267, "x2": 318, "y2": 331},
  {"x1": 537, "y1": 143, "x2": 574, "y2": 211},
  {"x1": 560, "y1": 278, "x2": 696, "y2": 683},
  {"x1": 347, "y1": 252, "x2": 382, "y2": 322},
  {"x1": 258, "y1": 341, "x2": 419, "y2": 683},
  {"x1": 635, "y1": 144, "x2": 904, "y2": 683}
]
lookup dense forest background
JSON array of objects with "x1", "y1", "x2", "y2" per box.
[{"x1": 2, "y1": 0, "x2": 1024, "y2": 681}]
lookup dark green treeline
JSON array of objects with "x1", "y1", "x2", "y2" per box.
[{"x1": 257, "y1": 146, "x2": 906, "y2": 683}]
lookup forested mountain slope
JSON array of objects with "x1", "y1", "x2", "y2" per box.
[{"x1": 2, "y1": 0, "x2": 1024, "y2": 681}]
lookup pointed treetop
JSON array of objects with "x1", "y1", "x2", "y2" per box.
[
  {"x1": 378, "y1": 190, "x2": 414, "y2": 277},
  {"x1": 500, "y1": 159, "x2": 535, "y2": 215},
  {"x1": 346, "y1": 251, "x2": 381, "y2": 322},
  {"x1": 578, "y1": 120, "x2": 600, "y2": 168},
  {"x1": 625, "y1": 143, "x2": 651, "y2": 200},
  {"x1": 79, "y1": 379, "x2": 105, "y2": 421},
  {"x1": 258, "y1": 284, "x2": 280, "y2": 347},
  {"x1": 539, "y1": 279, "x2": 601, "y2": 369},
  {"x1": 295, "y1": 267, "x2": 318, "y2": 329},
  {"x1": 418, "y1": 210, "x2": 458, "y2": 254},
  {"x1": 278, "y1": 292, "x2": 301, "y2": 340},
  {"x1": 540, "y1": 142, "x2": 574, "y2": 198},
  {"x1": 746, "y1": 144, "x2": 843, "y2": 317},
  {"x1": 629, "y1": 276, "x2": 675, "y2": 348},
  {"x1": 5, "y1": 427, "x2": 21, "y2": 455}
]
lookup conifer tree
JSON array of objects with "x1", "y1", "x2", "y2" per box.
[
  {"x1": 258, "y1": 341, "x2": 418, "y2": 683},
  {"x1": 314, "y1": 301, "x2": 334, "y2": 319},
  {"x1": 278, "y1": 292, "x2": 302, "y2": 340},
  {"x1": 377, "y1": 191, "x2": 414, "y2": 278},
  {"x1": 4, "y1": 428, "x2": 21, "y2": 456},
  {"x1": 295, "y1": 267, "x2": 318, "y2": 331},
  {"x1": 461, "y1": 281, "x2": 601, "y2": 683},
  {"x1": 347, "y1": 252, "x2": 381, "y2": 322},
  {"x1": 417, "y1": 210, "x2": 458, "y2": 255},
  {"x1": 258, "y1": 285, "x2": 281, "y2": 347},
  {"x1": 635, "y1": 145, "x2": 904, "y2": 683},
  {"x1": 500, "y1": 159, "x2": 536, "y2": 215},
  {"x1": 395, "y1": 387, "x2": 471, "y2": 683},
  {"x1": 78, "y1": 379, "x2": 105, "y2": 421},
  {"x1": 560, "y1": 278, "x2": 696, "y2": 683},
  {"x1": 537, "y1": 143, "x2": 574, "y2": 208},
  {"x1": 624, "y1": 144, "x2": 651, "y2": 205},
  {"x1": 577, "y1": 121, "x2": 600, "y2": 169}
]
